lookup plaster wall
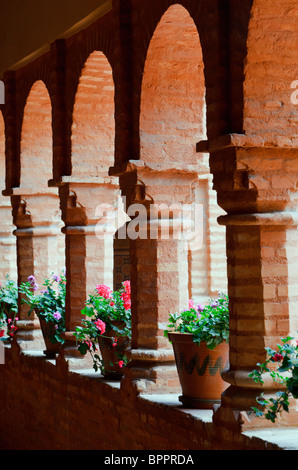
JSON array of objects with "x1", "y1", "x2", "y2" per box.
[{"x1": 0, "y1": 0, "x2": 112, "y2": 75}]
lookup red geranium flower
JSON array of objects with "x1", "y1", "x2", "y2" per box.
[{"x1": 272, "y1": 353, "x2": 284, "y2": 362}]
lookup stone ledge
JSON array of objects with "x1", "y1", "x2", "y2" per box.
[
  {"x1": 142, "y1": 394, "x2": 298, "y2": 450},
  {"x1": 141, "y1": 394, "x2": 213, "y2": 423},
  {"x1": 243, "y1": 428, "x2": 298, "y2": 451}
]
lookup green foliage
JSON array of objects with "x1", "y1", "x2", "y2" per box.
[
  {"x1": 19, "y1": 273, "x2": 66, "y2": 344},
  {"x1": 164, "y1": 292, "x2": 229, "y2": 350},
  {"x1": 0, "y1": 277, "x2": 19, "y2": 339},
  {"x1": 0, "y1": 276, "x2": 18, "y2": 319},
  {"x1": 249, "y1": 336, "x2": 298, "y2": 422},
  {"x1": 73, "y1": 281, "x2": 131, "y2": 374}
]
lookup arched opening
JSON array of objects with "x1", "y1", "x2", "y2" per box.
[
  {"x1": 19, "y1": 80, "x2": 64, "y2": 277},
  {"x1": 71, "y1": 51, "x2": 129, "y2": 292},
  {"x1": 71, "y1": 51, "x2": 115, "y2": 177},
  {"x1": 0, "y1": 112, "x2": 17, "y2": 281},
  {"x1": 140, "y1": 4, "x2": 227, "y2": 304},
  {"x1": 20, "y1": 81, "x2": 53, "y2": 190},
  {"x1": 140, "y1": 4, "x2": 206, "y2": 169},
  {"x1": 0, "y1": 112, "x2": 5, "y2": 190}
]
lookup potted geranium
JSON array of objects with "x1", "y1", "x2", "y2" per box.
[
  {"x1": 164, "y1": 292, "x2": 229, "y2": 409},
  {"x1": 19, "y1": 273, "x2": 66, "y2": 358},
  {"x1": 249, "y1": 336, "x2": 298, "y2": 423},
  {"x1": 74, "y1": 281, "x2": 131, "y2": 379},
  {"x1": 0, "y1": 277, "x2": 19, "y2": 341},
  {"x1": 0, "y1": 316, "x2": 5, "y2": 341}
]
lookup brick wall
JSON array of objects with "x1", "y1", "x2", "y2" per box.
[{"x1": 0, "y1": 343, "x2": 282, "y2": 451}]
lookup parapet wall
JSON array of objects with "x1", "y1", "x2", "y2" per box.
[{"x1": 0, "y1": 342, "x2": 284, "y2": 451}]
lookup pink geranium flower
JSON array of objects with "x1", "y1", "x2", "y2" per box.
[
  {"x1": 121, "y1": 281, "x2": 131, "y2": 311},
  {"x1": 53, "y1": 311, "x2": 62, "y2": 321},
  {"x1": 121, "y1": 292, "x2": 131, "y2": 311},
  {"x1": 123, "y1": 280, "x2": 131, "y2": 294},
  {"x1": 94, "y1": 319, "x2": 106, "y2": 335},
  {"x1": 96, "y1": 284, "x2": 112, "y2": 299}
]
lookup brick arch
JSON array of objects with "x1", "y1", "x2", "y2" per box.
[
  {"x1": 243, "y1": 0, "x2": 298, "y2": 141},
  {"x1": 0, "y1": 108, "x2": 17, "y2": 281},
  {"x1": 130, "y1": 0, "x2": 230, "y2": 162},
  {"x1": 71, "y1": 51, "x2": 115, "y2": 177},
  {"x1": 139, "y1": 3, "x2": 228, "y2": 302},
  {"x1": 20, "y1": 80, "x2": 53, "y2": 190},
  {"x1": 0, "y1": 111, "x2": 5, "y2": 193},
  {"x1": 140, "y1": 3, "x2": 207, "y2": 169}
]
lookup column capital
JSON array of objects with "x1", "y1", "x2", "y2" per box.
[
  {"x1": 197, "y1": 133, "x2": 298, "y2": 153},
  {"x1": 53, "y1": 175, "x2": 119, "y2": 188},
  {"x1": 111, "y1": 159, "x2": 198, "y2": 208},
  {"x1": 218, "y1": 211, "x2": 298, "y2": 227},
  {"x1": 110, "y1": 158, "x2": 199, "y2": 179},
  {"x1": 201, "y1": 133, "x2": 298, "y2": 214},
  {"x1": 57, "y1": 175, "x2": 121, "y2": 227},
  {"x1": 4, "y1": 186, "x2": 59, "y2": 198},
  {"x1": 9, "y1": 190, "x2": 61, "y2": 229},
  {"x1": 13, "y1": 226, "x2": 61, "y2": 238}
]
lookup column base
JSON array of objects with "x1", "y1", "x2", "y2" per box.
[
  {"x1": 122, "y1": 348, "x2": 181, "y2": 395},
  {"x1": 212, "y1": 370, "x2": 298, "y2": 432},
  {"x1": 179, "y1": 395, "x2": 221, "y2": 410},
  {"x1": 212, "y1": 386, "x2": 264, "y2": 433},
  {"x1": 15, "y1": 319, "x2": 44, "y2": 352},
  {"x1": 58, "y1": 331, "x2": 94, "y2": 371}
]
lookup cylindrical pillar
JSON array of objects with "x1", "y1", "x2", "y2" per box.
[{"x1": 213, "y1": 212, "x2": 298, "y2": 430}]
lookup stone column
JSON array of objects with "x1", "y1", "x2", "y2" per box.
[
  {"x1": 206, "y1": 134, "x2": 298, "y2": 433},
  {"x1": 116, "y1": 161, "x2": 198, "y2": 394},
  {"x1": 57, "y1": 176, "x2": 120, "y2": 368},
  {"x1": 8, "y1": 188, "x2": 64, "y2": 350},
  {"x1": 213, "y1": 213, "x2": 298, "y2": 432}
]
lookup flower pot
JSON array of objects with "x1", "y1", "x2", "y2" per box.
[
  {"x1": 168, "y1": 332, "x2": 229, "y2": 409},
  {"x1": 0, "y1": 324, "x2": 10, "y2": 343},
  {"x1": 98, "y1": 321, "x2": 130, "y2": 380},
  {"x1": 39, "y1": 317, "x2": 62, "y2": 359}
]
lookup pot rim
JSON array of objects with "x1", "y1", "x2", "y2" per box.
[{"x1": 168, "y1": 331, "x2": 228, "y2": 347}]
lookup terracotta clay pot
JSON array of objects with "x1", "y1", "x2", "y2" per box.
[
  {"x1": 98, "y1": 321, "x2": 130, "y2": 380},
  {"x1": 39, "y1": 317, "x2": 62, "y2": 359},
  {"x1": 168, "y1": 332, "x2": 229, "y2": 409}
]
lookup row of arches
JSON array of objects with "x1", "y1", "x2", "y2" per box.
[
  {"x1": 0, "y1": 3, "x2": 227, "y2": 302},
  {"x1": 2, "y1": 1, "x2": 298, "y2": 184}
]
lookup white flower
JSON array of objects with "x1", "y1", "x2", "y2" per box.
[{"x1": 291, "y1": 356, "x2": 298, "y2": 365}]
